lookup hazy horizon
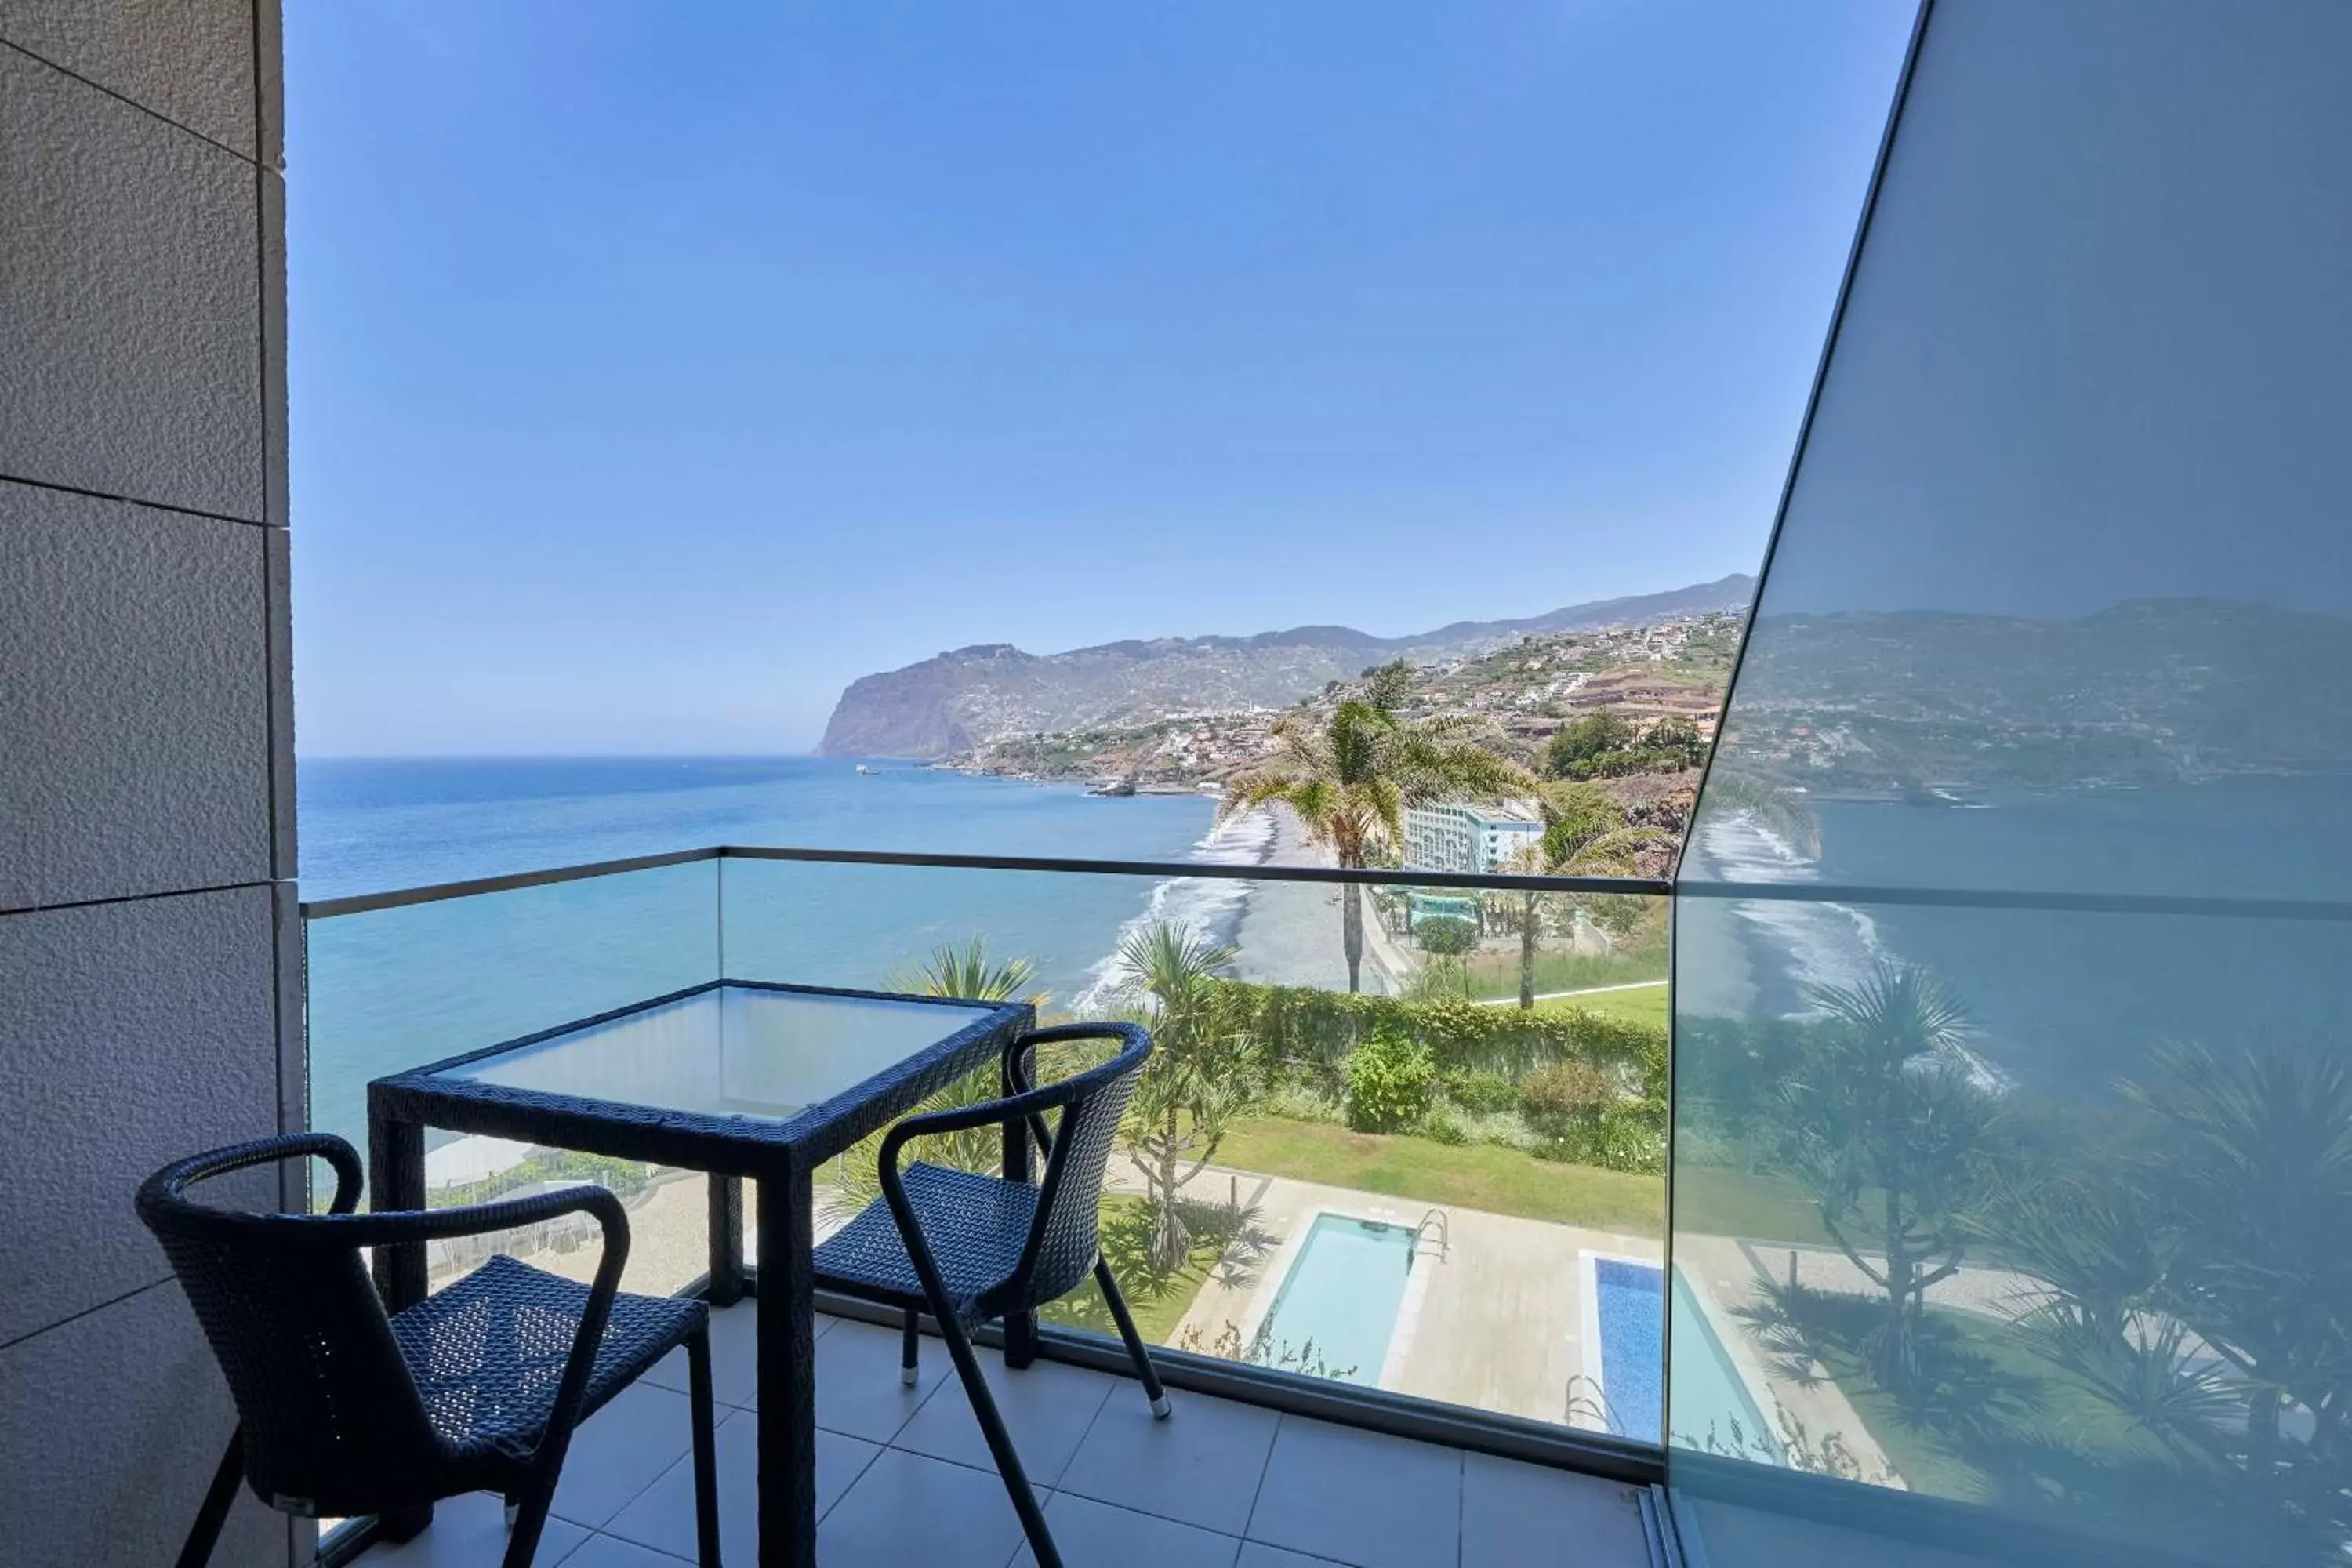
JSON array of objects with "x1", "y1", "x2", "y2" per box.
[{"x1": 287, "y1": 2, "x2": 1914, "y2": 755}]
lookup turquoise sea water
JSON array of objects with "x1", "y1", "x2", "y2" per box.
[{"x1": 298, "y1": 756, "x2": 1227, "y2": 1149}]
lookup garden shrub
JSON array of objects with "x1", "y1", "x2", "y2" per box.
[
  {"x1": 1200, "y1": 978, "x2": 1664, "y2": 1087},
  {"x1": 1417, "y1": 1102, "x2": 1470, "y2": 1145},
  {"x1": 1340, "y1": 1025, "x2": 1435, "y2": 1133},
  {"x1": 1520, "y1": 1058, "x2": 1618, "y2": 1134},
  {"x1": 1441, "y1": 1067, "x2": 1522, "y2": 1116}
]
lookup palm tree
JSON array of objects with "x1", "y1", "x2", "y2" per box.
[
  {"x1": 823, "y1": 938, "x2": 1046, "y2": 1221},
  {"x1": 1112, "y1": 921, "x2": 1247, "y2": 1272},
  {"x1": 1779, "y1": 960, "x2": 1992, "y2": 1392},
  {"x1": 1504, "y1": 781, "x2": 1667, "y2": 1010},
  {"x1": 1220, "y1": 687, "x2": 1533, "y2": 992}
]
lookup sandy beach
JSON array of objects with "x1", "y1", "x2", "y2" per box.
[{"x1": 1228, "y1": 808, "x2": 1406, "y2": 994}]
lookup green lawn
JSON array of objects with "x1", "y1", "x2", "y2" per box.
[
  {"x1": 1784, "y1": 1301, "x2": 2255, "y2": 1556},
  {"x1": 1043, "y1": 1196, "x2": 1228, "y2": 1345},
  {"x1": 1216, "y1": 1115, "x2": 1664, "y2": 1236},
  {"x1": 1671, "y1": 1163, "x2": 1834, "y2": 1247},
  {"x1": 1533, "y1": 983, "x2": 1668, "y2": 1031}
]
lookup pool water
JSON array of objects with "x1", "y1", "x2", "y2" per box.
[
  {"x1": 1595, "y1": 1258, "x2": 1665, "y2": 1439},
  {"x1": 1254, "y1": 1214, "x2": 1416, "y2": 1387},
  {"x1": 1595, "y1": 1260, "x2": 1781, "y2": 1460}
]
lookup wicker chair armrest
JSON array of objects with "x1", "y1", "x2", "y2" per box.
[
  {"x1": 1000, "y1": 1022, "x2": 1148, "y2": 1096},
  {"x1": 998, "y1": 1022, "x2": 1149, "y2": 1160},
  {"x1": 136, "y1": 1131, "x2": 366, "y2": 1218}
]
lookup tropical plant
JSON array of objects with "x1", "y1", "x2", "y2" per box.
[
  {"x1": 822, "y1": 938, "x2": 1045, "y2": 1221},
  {"x1": 1776, "y1": 960, "x2": 1994, "y2": 1392},
  {"x1": 1113, "y1": 921, "x2": 1250, "y2": 1272},
  {"x1": 1991, "y1": 1040, "x2": 2352, "y2": 1529},
  {"x1": 1504, "y1": 781, "x2": 1666, "y2": 1010},
  {"x1": 1220, "y1": 682, "x2": 1533, "y2": 991},
  {"x1": 1339, "y1": 1025, "x2": 1435, "y2": 1132}
]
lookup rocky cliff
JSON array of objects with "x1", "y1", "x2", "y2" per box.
[{"x1": 817, "y1": 575, "x2": 1755, "y2": 757}]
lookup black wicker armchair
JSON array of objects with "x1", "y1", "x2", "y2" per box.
[
  {"x1": 813, "y1": 1022, "x2": 1170, "y2": 1568},
  {"x1": 136, "y1": 1132, "x2": 720, "y2": 1568}
]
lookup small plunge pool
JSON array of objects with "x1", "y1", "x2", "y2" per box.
[{"x1": 1251, "y1": 1213, "x2": 1416, "y2": 1386}]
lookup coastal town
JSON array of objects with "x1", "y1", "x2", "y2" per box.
[{"x1": 944, "y1": 609, "x2": 1733, "y2": 784}]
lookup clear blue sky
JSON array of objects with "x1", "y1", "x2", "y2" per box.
[{"x1": 286, "y1": 2, "x2": 1915, "y2": 755}]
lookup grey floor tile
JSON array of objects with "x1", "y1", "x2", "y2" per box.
[
  {"x1": 350, "y1": 1490, "x2": 590, "y2": 1566},
  {"x1": 1012, "y1": 1491, "x2": 1243, "y2": 1568},
  {"x1": 814, "y1": 1316, "x2": 952, "y2": 1440},
  {"x1": 550, "y1": 1383, "x2": 701, "y2": 1529},
  {"x1": 604, "y1": 1406, "x2": 880, "y2": 1562},
  {"x1": 554, "y1": 1534, "x2": 688, "y2": 1568},
  {"x1": 895, "y1": 1346, "x2": 1120, "y2": 1485},
  {"x1": 1234, "y1": 1545, "x2": 1348, "y2": 1568},
  {"x1": 817, "y1": 1446, "x2": 1031, "y2": 1568},
  {"x1": 1244, "y1": 1417, "x2": 1461, "y2": 1568},
  {"x1": 1055, "y1": 1381, "x2": 1280, "y2": 1537},
  {"x1": 641, "y1": 1300, "x2": 787, "y2": 1410},
  {"x1": 1459, "y1": 1450, "x2": 1649, "y2": 1568}
]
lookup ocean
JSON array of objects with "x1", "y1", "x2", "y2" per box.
[
  {"x1": 1683, "y1": 772, "x2": 2352, "y2": 1103},
  {"x1": 299, "y1": 756, "x2": 1272, "y2": 1146}
]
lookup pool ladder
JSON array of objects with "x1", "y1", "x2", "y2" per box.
[{"x1": 1413, "y1": 1207, "x2": 1450, "y2": 1262}]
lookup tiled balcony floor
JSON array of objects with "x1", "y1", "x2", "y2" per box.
[{"x1": 353, "y1": 1302, "x2": 1653, "y2": 1568}]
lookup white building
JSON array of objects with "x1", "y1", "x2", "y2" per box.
[{"x1": 1403, "y1": 800, "x2": 1546, "y2": 875}]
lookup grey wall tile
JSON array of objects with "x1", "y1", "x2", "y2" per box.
[
  {"x1": 0, "y1": 45, "x2": 263, "y2": 520},
  {"x1": 0, "y1": 481, "x2": 273, "y2": 909},
  {"x1": 265, "y1": 523, "x2": 296, "y2": 878},
  {"x1": 0, "y1": 1280, "x2": 289, "y2": 1568},
  {"x1": 0, "y1": 887, "x2": 280, "y2": 1344},
  {"x1": 0, "y1": 4, "x2": 259, "y2": 156}
]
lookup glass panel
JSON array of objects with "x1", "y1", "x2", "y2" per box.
[
  {"x1": 304, "y1": 860, "x2": 720, "y2": 1297},
  {"x1": 1671, "y1": 3, "x2": 2352, "y2": 1560},
  {"x1": 446, "y1": 985, "x2": 1003, "y2": 1123},
  {"x1": 723, "y1": 855, "x2": 1670, "y2": 1439}
]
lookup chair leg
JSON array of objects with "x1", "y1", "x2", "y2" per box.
[
  {"x1": 687, "y1": 1325, "x2": 724, "y2": 1567},
  {"x1": 901, "y1": 1308, "x2": 920, "y2": 1385},
  {"x1": 1094, "y1": 1258, "x2": 1171, "y2": 1417},
  {"x1": 937, "y1": 1311, "x2": 1059, "y2": 1568},
  {"x1": 174, "y1": 1430, "x2": 245, "y2": 1568},
  {"x1": 500, "y1": 1475, "x2": 557, "y2": 1568}
]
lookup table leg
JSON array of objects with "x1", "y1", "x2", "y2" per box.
[
  {"x1": 1000, "y1": 1049, "x2": 1037, "y2": 1370},
  {"x1": 709, "y1": 1174, "x2": 746, "y2": 1306},
  {"x1": 756, "y1": 1165, "x2": 818, "y2": 1568},
  {"x1": 365, "y1": 1102, "x2": 431, "y2": 1541}
]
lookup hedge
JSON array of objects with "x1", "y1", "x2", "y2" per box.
[{"x1": 1199, "y1": 980, "x2": 1665, "y2": 1096}]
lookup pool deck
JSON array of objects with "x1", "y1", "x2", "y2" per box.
[{"x1": 1168, "y1": 1165, "x2": 1662, "y2": 1426}]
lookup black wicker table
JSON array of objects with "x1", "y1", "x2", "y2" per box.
[{"x1": 367, "y1": 978, "x2": 1036, "y2": 1568}]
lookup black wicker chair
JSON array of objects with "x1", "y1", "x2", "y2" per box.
[
  {"x1": 136, "y1": 1132, "x2": 721, "y2": 1568},
  {"x1": 813, "y1": 1022, "x2": 1170, "y2": 1568}
]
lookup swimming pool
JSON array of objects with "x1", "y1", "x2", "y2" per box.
[
  {"x1": 1591, "y1": 1258, "x2": 1780, "y2": 1459},
  {"x1": 1252, "y1": 1213, "x2": 1417, "y2": 1387}
]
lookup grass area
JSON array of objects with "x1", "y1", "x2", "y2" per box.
[
  {"x1": 1460, "y1": 946, "x2": 1668, "y2": 1004},
  {"x1": 1766, "y1": 1297, "x2": 2255, "y2": 1555},
  {"x1": 1043, "y1": 1196, "x2": 1228, "y2": 1345},
  {"x1": 1533, "y1": 984, "x2": 1668, "y2": 1031},
  {"x1": 1671, "y1": 1163, "x2": 1834, "y2": 1247},
  {"x1": 1217, "y1": 1114, "x2": 1664, "y2": 1236}
]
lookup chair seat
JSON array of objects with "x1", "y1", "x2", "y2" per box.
[
  {"x1": 390, "y1": 1253, "x2": 706, "y2": 1465},
  {"x1": 814, "y1": 1163, "x2": 1039, "y2": 1321}
]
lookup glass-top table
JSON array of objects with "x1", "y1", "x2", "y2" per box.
[{"x1": 366, "y1": 979, "x2": 1036, "y2": 1568}]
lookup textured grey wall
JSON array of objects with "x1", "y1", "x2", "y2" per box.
[{"x1": 0, "y1": 4, "x2": 298, "y2": 1564}]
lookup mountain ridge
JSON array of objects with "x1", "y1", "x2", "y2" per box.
[{"x1": 817, "y1": 573, "x2": 1755, "y2": 757}]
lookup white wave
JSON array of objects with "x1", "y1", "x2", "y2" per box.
[
  {"x1": 1698, "y1": 811, "x2": 2013, "y2": 1094},
  {"x1": 1069, "y1": 808, "x2": 1278, "y2": 1012}
]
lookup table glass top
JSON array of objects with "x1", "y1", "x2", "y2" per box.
[{"x1": 440, "y1": 985, "x2": 1003, "y2": 1123}]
